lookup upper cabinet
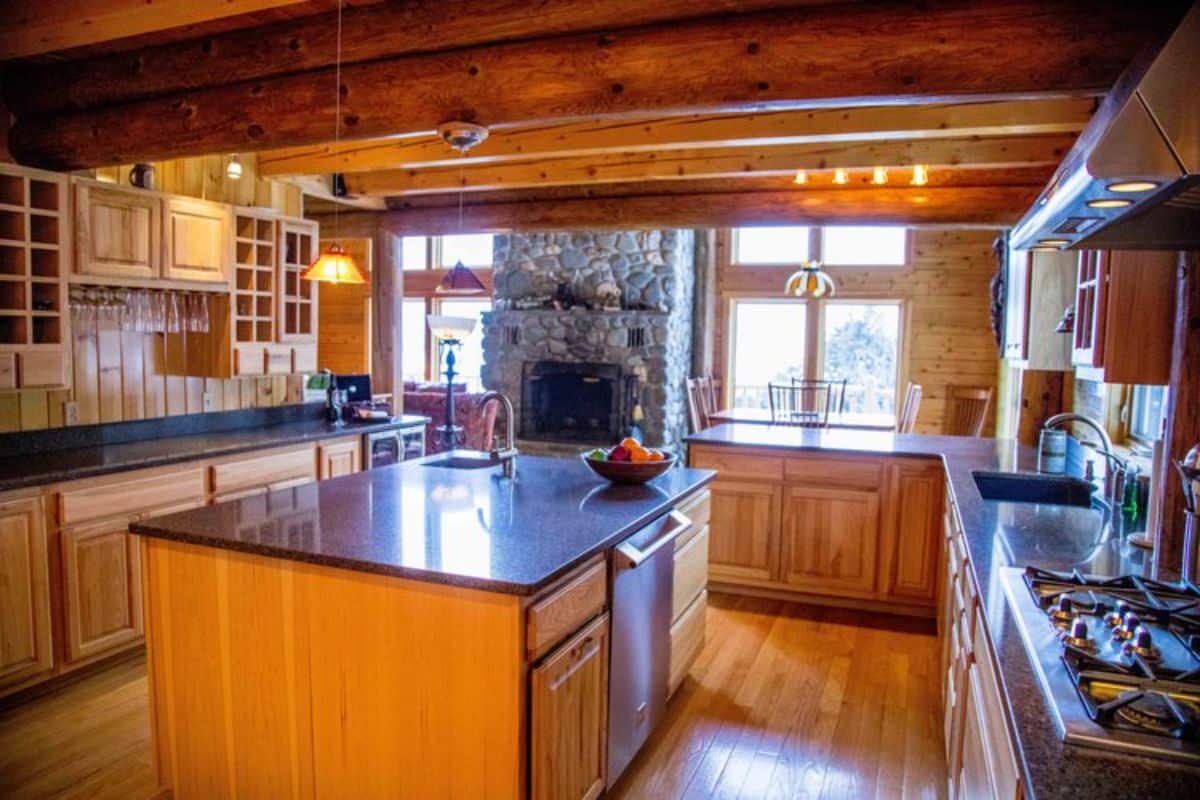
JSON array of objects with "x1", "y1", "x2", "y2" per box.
[
  {"x1": 1072, "y1": 250, "x2": 1175, "y2": 385},
  {"x1": 74, "y1": 180, "x2": 161, "y2": 280},
  {"x1": 278, "y1": 219, "x2": 318, "y2": 344},
  {"x1": 1003, "y1": 247, "x2": 1076, "y2": 370},
  {"x1": 162, "y1": 196, "x2": 232, "y2": 284}
]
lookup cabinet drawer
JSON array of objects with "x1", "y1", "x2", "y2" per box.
[
  {"x1": 19, "y1": 350, "x2": 67, "y2": 388},
  {"x1": 673, "y1": 525, "x2": 709, "y2": 620},
  {"x1": 784, "y1": 455, "x2": 882, "y2": 490},
  {"x1": 690, "y1": 448, "x2": 782, "y2": 480},
  {"x1": 59, "y1": 467, "x2": 207, "y2": 526},
  {"x1": 265, "y1": 345, "x2": 292, "y2": 376},
  {"x1": 677, "y1": 489, "x2": 711, "y2": 536},
  {"x1": 669, "y1": 589, "x2": 707, "y2": 695},
  {"x1": 968, "y1": 619, "x2": 1021, "y2": 800},
  {"x1": 211, "y1": 446, "x2": 316, "y2": 495},
  {"x1": 234, "y1": 344, "x2": 266, "y2": 376},
  {"x1": 527, "y1": 559, "x2": 607, "y2": 662},
  {"x1": 0, "y1": 353, "x2": 14, "y2": 390},
  {"x1": 292, "y1": 343, "x2": 318, "y2": 373}
]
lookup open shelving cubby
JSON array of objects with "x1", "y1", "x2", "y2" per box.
[
  {"x1": 0, "y1": 165, "x2": 67, "y2": 352},
  {"x1": 233, "y1": 210, "x2": 278, "y2": 345}
]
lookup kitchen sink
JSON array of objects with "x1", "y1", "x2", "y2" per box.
[
  {"x1": 971, "y1": 471, "x2": 1097, "y2": 507},
  {"x1": 419, "y1": 450, "x2": 501, "y2": 470}
]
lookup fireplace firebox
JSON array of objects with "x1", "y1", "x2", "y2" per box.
[{"x1": 520, "y1": 361, "x2": 631, "y2": 442}]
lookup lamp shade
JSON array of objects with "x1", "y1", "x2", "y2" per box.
[
  {"x1": 427, "y1": 314, "x2": 476, "y2": 342},
  {"x1": 437, "y1": 260, "x2": 487, "y2": 294},
  {"x1": 784, "y1": 260, "x2": 836, "y2": 298},
  {"x1": 301, "y1": 242, "x2": 368, "y2": 284}
]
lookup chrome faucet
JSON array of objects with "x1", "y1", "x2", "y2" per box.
[
  {"x1": 1043, "y1": 413, "x2": 1127, "y2": 506},
  {"x1": 479, "y1": 391, "x2": 518, "y2": 478}
]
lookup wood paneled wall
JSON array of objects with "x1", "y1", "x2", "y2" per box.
[
  {"x1": 0, "y1": 155, "x2": 306, "y2": 433},
  {"x1": 714, "y1": 228, "x2": 1001, "y2": 435},
  {"x1": 316, "y1": 237, "x2": 372, "y2": 375}
]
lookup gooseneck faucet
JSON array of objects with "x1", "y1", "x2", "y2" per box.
[
  {"x1": 479, "y1": 391, "x2": 518, "y2": 478},
  {"x1": 1042, "y1": 413, "x2": 1127, "y2": 505}
]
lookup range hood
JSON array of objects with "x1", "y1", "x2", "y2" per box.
[{"x1": 1011, "y1": 5, "x2": 1199, "y2": 251}]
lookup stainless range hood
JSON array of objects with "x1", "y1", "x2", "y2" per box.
[{"x1": 1011, "y1": 5, "x2": 1199, "y2": 251}]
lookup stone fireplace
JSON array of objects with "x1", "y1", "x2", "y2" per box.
[{"x1": 481, "y1": 230, "x2": 695, "y2": 449}]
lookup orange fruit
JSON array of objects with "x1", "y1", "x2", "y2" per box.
[
  {"x1": 648, "y1": 450, "x2": 665, "y2": 462},
  {"x1": 630, "y1": 447, "x2": 652, "y2": 462},
  {"x1": 620, "y1": 437, "x2": 642, "y2": 451}
]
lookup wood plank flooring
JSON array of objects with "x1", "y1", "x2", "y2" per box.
[{"x1": 0, "y1": 593, "x2": 944, "y2": 800}]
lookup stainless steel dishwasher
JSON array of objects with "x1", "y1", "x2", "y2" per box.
[{"x1": 607, "y1": 509, "x2": 691, "y2": 785}]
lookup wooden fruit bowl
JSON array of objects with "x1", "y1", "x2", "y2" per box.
[{"x1": 580, "y1": 451, "x2": 677, "y2": 485}]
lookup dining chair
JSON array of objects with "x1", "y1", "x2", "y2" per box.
[
  {"x1": 768, "y1": 382, "x2": 833, "y2": 427},
  {"x1": 792, "y1": 378, "x2": 847, "y2": 414},
  {"x1": 896, "y1": 382, "x2": 922, "y2": 434},
  {"x1": 943, "y1": 385, "x2": 992, "y2": 437},
  {"x1": 686, "y1": 377, "x2": 718, "y2": 432}
]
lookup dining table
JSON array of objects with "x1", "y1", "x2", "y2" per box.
[{"x1": 708, "y1": 407, "x2": 897, "y2": 430}]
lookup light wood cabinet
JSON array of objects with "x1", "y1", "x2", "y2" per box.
[
  {"x1": 669, "y1": 589, "x2": 706, "y2": 696},
  {"x1": 779, "y1": 485, "x2": 880, "y2": 598},
  {"x1": 526, "y1": 559, "x2": 607, "y2": 663},
  {"x1": 17, "y1": 350, "x2": 67, "y2": 388},
  {"x1": 1002, "y1": 246, "x2": 1030, "y2": 361},
  {"x1": 60, "y1": 519, "x2": 143, "y2": 664},
  {"x1": 0, "y1": 496, "x2": 53, "y2": 691},
  {"x1": 278, "y1": 218, "x2": 319, "y2": 343},
  {"x1": 1004, "y1": 246, "x2": 1076, "y2": 369},
  {"x1": 530, "y1": 613, "x2": 609, "y2": 800},
  {"x1": 706, "y1": 479, "x2": 778, "y2": 583},
  {"x1": 210, "y1": 446, "x2": 317, "y2": 496},
  {"x1": 885, "y1": 461, "x2": 945, "y2": 603},
  {"x1": 74, "y1": 180, "x2": 161, "y2": 280},
  {"x1": 318, "y1": 437, "x2": 362, "y2": 480},
  {"x1": 162, "y1": 196, "x2": 232, "y2": 284}
]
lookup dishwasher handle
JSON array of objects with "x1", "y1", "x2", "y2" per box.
[{"x1": 615, "y1": 510, "x2": 692, "y2": 568}]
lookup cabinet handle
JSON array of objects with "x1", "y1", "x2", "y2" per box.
[{"x1": 549, "y1": 637, "x2": 599, "y2": 690}]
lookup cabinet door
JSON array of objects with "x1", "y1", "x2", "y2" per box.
[
  {"x1": 779, "y1": 486, "x2": 879, "y2": 598},
  {"x1": 1002, "y1": 247, "x2": 1030, "y2": 361},
  {"x1": 1072, "y1": 250, "x2": 1108, "y2": 368},
  {"x1": 278, "y1": 219, "x2": 319, "y2": 343},
  {"x1": 74, "y1": 181, "x2": 161, "y2": 279},
  {"x1": 163, "y1": 196, "x2": 232, "y2": 283},
  {"x1": 707, "y1": 480, "x2": 779, "y2": 584},
  {"x1": 61, "y1": 519, "x2": 144, "y2": 664},
  {"x1": 0, "y1": 497, "x2": 53, "y2": 691},
  {"x1": 319, "y1": 438, "x2": 361, "y2": 480},
  {"x1": 530, "y1": 613, "x2": 609, "y2": 800},
  {"x1": 885, "y1": 461, "x2": 945, "y2": 604}
]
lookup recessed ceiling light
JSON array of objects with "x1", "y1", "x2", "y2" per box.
[
  {"x1": 1106, "y1": 180, "x2": 1160, "y2": 193},
  {"x1": 1086, "y1": 198, "x2": 1133, "y2": 209},
  {"x1": 1031, "y1": 246, "x2": 1059, "y2": 252},
  {"x1": 832, "y1": 168, "x2": 849, "y2": 185},
  {"x1": 871, "y1": 166, "x2": 888, "y2": 185},
  {"x1": 1038, "y1": 238, "x2": 1070, "y2": 246},
  {"x1": 793, "y1": 170, "x2": 808, "y2": 185},
  {"x1": 911, "y1": 164, "x2": 928, "y2": 186}
]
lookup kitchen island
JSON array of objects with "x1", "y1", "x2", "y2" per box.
[
  {"x1": 687, "y1": 423, "x2": 1198, "y2": 800},
  {"x1": 130, "y1": 454, "x2": 714, "y2": 800}
]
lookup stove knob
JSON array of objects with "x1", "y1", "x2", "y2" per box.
[
  {"x1": 1116, "y1": 612, "x2": 1141, "y2": 640},
  {"x1": 1134, "y1": 627, "x2": 1153, "y2": 649},
  {"x1": 1104, "y1": 600, "x2": 1130, "y2": 626},
  {"x1": 1070, "y1": 619, "x2": 1089, "y2": 640},
  {"x1": 1057, "y1": 596, "x2": 1074, "y2": 613}
]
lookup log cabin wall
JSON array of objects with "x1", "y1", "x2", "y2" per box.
[
  {"x1": 0, "y1": 155, "x2": 307, "y2": 433},
  {"x1": 316, "y1": 237, "x2": 372, "y2": 375},
  {"x1": 713, "y1": 227, "x2": 1001, "y2": 435}
]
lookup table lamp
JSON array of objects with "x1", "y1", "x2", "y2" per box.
[{"x1": 427, "y1": 315, "x2": 477, "y2": 450}]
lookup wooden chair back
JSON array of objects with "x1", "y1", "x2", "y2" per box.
[
  {"x1": 686, "y1": 376, "x2": 719, "y2": 432},
  {"x1": 897, "y1": 382, "x2": 922, "y2": 434},
  {"x1": 943, "y1": 385, "x2": 992, "y2": 437},
  {"x1": 768, "y1": 382, "x2": 832, "y2": 428},
  {"x1": 792, "y1": 378, "x2": 847, "y2": 414}
]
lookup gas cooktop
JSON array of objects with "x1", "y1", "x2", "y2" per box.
[{"x1": 1001, "y1": 566, "x2": 1200, "y2": 764}]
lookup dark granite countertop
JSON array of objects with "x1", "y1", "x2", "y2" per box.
[
  {"x1": 132, "y1": 454, "x2": 715, "y2": 596},
  {"x1": 687, "y1": 424, "x2": 1198, "y2": 800},
  {"x1": 0, "y1": 414, "x2": 429, "y2": 492}
]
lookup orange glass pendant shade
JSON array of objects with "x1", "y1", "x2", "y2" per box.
[
  {"x1": 784, "y1": 260, "x2": 836, "y2": 297},
  {"x1": 301, "y1": 242, "x2": 368, "y2": 284}
]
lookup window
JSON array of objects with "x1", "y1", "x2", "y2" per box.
[
  {"x1": 436, "y1": 298, "x2": 490, "y2": 391},
  {"x1": 401, "y1": 298, "x2": 428, "y2": 383},
  {"x1": 401, "y1": 236, "x2": 428, "y2": 270},
  {"x1": 820, "y1": 226, "x2": 907, "y2": 266},
  {"x1": 730, "y1": 300, "x2": 806, "y2": 408},
  {"x1": 1129, "y1": 385, "x2": 1166, "y2": 442},
  {"x1": 734, "y1": 226, "x2": 810, "y2": 265},
  {"x1": 822, "y1": 302, "x2": 901, "y2": 413},
  {"x1": 439, "y1": 233, "x2": 494, "y2": 268}
]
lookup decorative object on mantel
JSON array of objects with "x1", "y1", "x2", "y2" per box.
[
  {"x1": 595, "y1": 281, "x2": 622, "y2": 311},
  {"x1": 129, "y1": 163, "x2": 155, "y2": 190},
  {"x1": 427, "y1": 315, "x2": 477, "y2": 450},
  {"x1": 301, "y1": 0, "x2": 367, "y2": 286},
  {"x1": 783, "y1": 259, "x2": 835, "y2": 298}
]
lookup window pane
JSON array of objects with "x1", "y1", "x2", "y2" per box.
[
  {"x1": 401, "y1": 299, "x2": 427, "y2": 383},
  {"x1": 440, "y1": 234, "x2": 494, "y2": 268},
  {"x1": 731, "y1": 301, "x2": 806, "y2": 408},
  {"x1": 401, "y1": 236, "x2": 427, "y2": 271},
  {"x1": 821, "y1": 226, "x2": 907, "y2": 266},
  {"x1": 1130, "y1": 385, "x2": 1166, "y2": 441},
  {"x1": 437, "y1": 299, "x2": 491, "y2": 391},
  {"x1": 822, "y1": 302, "x2": 900, "y2": 414},
  {"x1": 734, "y1": 227, "x2": 810, "y2": 265}
]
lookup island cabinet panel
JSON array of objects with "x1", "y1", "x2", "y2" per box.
[
  {"x1": 0, "y1": 496, "x2": 53, "y2": 692},
  {"x1": 882, "y1": 460, "x2": 946, "y2": 605},
  {"x1": 74, "y1": 181, "x2": 161, "y2": 280},
  {"x1": 669, "y1": 589, "x2": 706, "y2": 696},
  {"x1": 317, "y1": 436, "x2": 361, "y2": 480},
  {"x1": 143, "y1": 539, "x2": 525, "y2": 800},
  {"x1": 706, "y1": 479, "x2": 779, "y2": 583},
  {"x1": 779, "y1": 485, "x2": 880, "y2": 598},
  {"x1": 162, "y1": 196, "x2": 232, "y2": 284},
  {"x1": 526, "y1": 559, "x2": 607, "y2": 662},
  {"x1": 60, "y1": 518, "x2": 143, "y2": 663},
  {"x1": 530, "y1": 613, "x2": 610, "y2": 800}
]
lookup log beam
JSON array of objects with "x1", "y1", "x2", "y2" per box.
[
  {"x1": 344, "y1": 133, "x2": 1075, "y2": 197},
  {"x1": 8, "y1": 0, "x2": 1180, "y2": 171},
  {"x1": 258, "y1": 98, "x2": 1096, "y2": 177}
]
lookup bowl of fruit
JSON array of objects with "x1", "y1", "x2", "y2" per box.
[{"x1": 581, "y1": 438, "x2": 676, "y2": 485}]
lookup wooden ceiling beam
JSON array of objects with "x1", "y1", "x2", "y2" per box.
[
  {"x1": 351, "y1": 186, "x2": 1039, "y2": 234},
  {"x1": 343, "y1": 133, "x2": 1075, "y2": 197},
  {"x1": 1, "y1": 0, "x2": 829, "y2": 116},
  {"x1": 8, "y1": 0, "x2": 1179, "y2": 171},
  {"x1": 0, "y1": 0, "x2": 310, "y2": 61},
  {"x1": 258, "y1": 97, "x2": 1095, "y2": 177}
]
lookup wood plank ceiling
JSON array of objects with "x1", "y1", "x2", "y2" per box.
[{"x1": 1, "y1": 0, "x2": 1189, "y2": 231}]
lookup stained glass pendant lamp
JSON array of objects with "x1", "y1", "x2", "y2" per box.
[{"x1": 784, "y1": 260, "x2": 836, "y2": 298}]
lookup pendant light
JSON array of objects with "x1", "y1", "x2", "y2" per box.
[
  {"x1": 434, "y1": 121, "x2": 490, "y2": 295},
  {"x1": 302, "y1": 0, "x2": 368, "y2": 285},
  {"x1": 784, "y1": 260, "x2": 836, "y2": 298}
]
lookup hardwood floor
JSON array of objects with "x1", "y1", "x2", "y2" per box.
[{"x1": 0, "y1": 594, "x2": 944, "y2": 800}]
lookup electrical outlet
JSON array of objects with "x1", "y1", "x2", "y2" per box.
[
  {"x1": 202, "y1": 392, "x2": 214, "y2": 412},
  {"x1": 64, "y1": 401, "x2": 79, "y2": 426}
]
